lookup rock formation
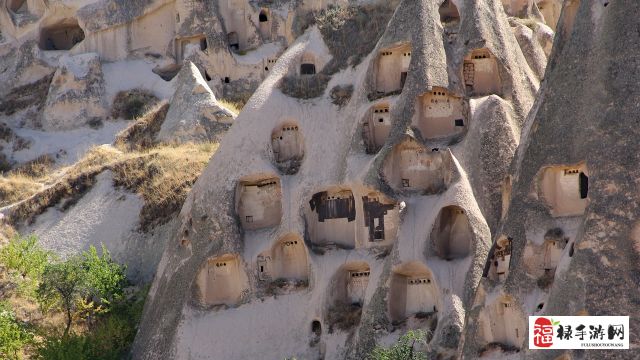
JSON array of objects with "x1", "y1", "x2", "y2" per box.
[
  {"x1": 130, "y1": 0, "x2": 550, "y2": 358},
  {"x1": 157, "y1": 62, "x2": 235, "y2": 144}
]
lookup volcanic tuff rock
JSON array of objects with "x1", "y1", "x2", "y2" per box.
[
  {"x1": 131, "y1": 0, "x2": 546, "y2": 359},
  {"x1": 158, "y1": 62, "x2": 235, "y2": 144}
]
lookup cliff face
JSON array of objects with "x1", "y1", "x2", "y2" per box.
[
  {"x1": 7, "y1": 0, "x2": 637, "y2": 359},
  {"x1": 464, "y1": 0, "x2": 640, "y2": 358},
  {"x1": 131, "y1": 0, "x2": 547, "y2": 359}
]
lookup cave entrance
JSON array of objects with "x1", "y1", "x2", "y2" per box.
[{"x1": 39, "y1": 21, "x2": 85, "y2": 51}]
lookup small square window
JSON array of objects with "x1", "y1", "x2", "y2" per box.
[
  {"x1": 245, "y1": 216, "x2": 254, "y2": 223},
  {"x1": 402, "y1": 179, "x2": 410, "y2": 188},
  {"x1": 455, "y1": 119, "x2": 464, "y2": 127}
]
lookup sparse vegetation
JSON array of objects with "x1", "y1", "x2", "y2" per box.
[
  {"x1": 111, "y1": 142, "x2": 218, "y2": 230},
  {"x1": 326, "y1": 302, "x2": 362, "y2": 332},
  {"x1": 10, "y1": 155, "x2": 55, "y2": 178},
  {"x1": 114, "y1": 103, "x2": 169, "y2": 151},
  {"x1": 217, "y1": 98, "x2": 243, "y2": 115},
  {"x1": 4, "y1": 142, "x2": 217, "y2": 231},
  {"x1": 369, "y1": 330, "x2": 429, "y2": 360},
  {"x1": 111, "y1": 89, "x2": 160, "y2": 120},
  {"x1": 0, "y1": 175, "x2": 42, "y2": 207},
  {"x1": 330, "y1": 84, "x2": 354, "y2": 107}
]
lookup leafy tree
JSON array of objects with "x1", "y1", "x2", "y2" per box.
[
  {"x1": 81, "y1": 245, "x2": 127, "y2": 307},
  {"x1": 36, "y1": 245, "x2": 128, "y2": 336},
  {"x1": 0, "y1": 301, "x2": 33, "y2": 360},
  {"x1": 36, "y1": 258, "x2": 87, "y2": 337},
  {"x1": 370, "y1": 330, "x2": 429, "y2": 360},
  {"x1": 36, "y1": 287, "x2": 148, "y2": 360},
  {"x1": 0, "y1": 234, "x2": 52, "y2": 297}
]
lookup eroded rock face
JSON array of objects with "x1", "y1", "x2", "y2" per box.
[
  {"x1": 41, "y1": 53, "x2": 107, "y2": 131},
  {"x1": 157, "y1": 62, "x2": 235, "y2": 144},
  {"x1": 465, "y1": 1, "x2": 640, "y2": 359},
  {"x1": 131, "y1": 0, "x2": 544, "y2": 359}
]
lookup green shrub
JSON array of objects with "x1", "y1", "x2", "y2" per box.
[
  {"x1": 0, "y1": 301, "x2": 34, "y2": 360},
  {"x1": 370, "y1": 330, "x2": 429, "y2": 360},
  {"x1": 35, "y1": 287, "x2": 147, "y2": 360},
  {"x1": 36, "y1": 245, "x2": 128, "y2": 335},
  {"x1": 0, "y1": 234, "x2": 52, "y2": 297},
  {"x1": 81, "y1": 245, "x2": 127, "y2": 307}
]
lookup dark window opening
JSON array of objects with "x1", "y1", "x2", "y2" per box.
[
  {"x1": 200, "y1": 38, "x2": 208, "y2": 51},
  {"x1": 204, "y1": 71, "x2": 212, "y2": 81},
  {"x1": 579, "y1": 172, "x2": 588, "y2": 199},
  {"x1": 455, "y1": 119, "x2": 464, "y2": 127},
  {"x1": 569, "y1": 243, "x2": 575, "y2": 257},
  {"x1": 378, "y1": 118, "x2": 384, "y2": 123},
  {"x1": 311, "y1": 320, "x2": 322, "y2": 336},
  {"x1": 265, "y1": 66, "x2": 269, "y2": 71},
  {"x1": 300, "y1": 63, "x2": 316, "y2": 75},
  {"x1": 224, "y1": 77, "x2": 230, "y2": 84},
  {"x1": 228, "y1": 32, "x2": 239, "y2": 51},
  {"x1": 400, "y1": 72, "x2": 408, "y2": 88},
  {"x1": 259, "y1": 11, "x2": 268, "y2": 22}
]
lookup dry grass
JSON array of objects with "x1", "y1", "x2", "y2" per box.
[
  {"x1": 9, "y1": 154, "x2": 55, "y2": 178},
  {"x1": 112, "y1": 142, "x2": 217, "y2": 230},
  {"x1": 111, "y1": 89, "x2": 161, "y2": 120},
  {"x1": 0, "y1": 174, "x2": 42, "y2": 207},
  {"x1": 114, "y1": 102, "x2": 169, "y2": 151},
  {"x1": 217, "y1": 98, "x2": 243, "y2": 115},
  {"x1": 4, "y1": 142, "x2": 218, "y2": 230}
]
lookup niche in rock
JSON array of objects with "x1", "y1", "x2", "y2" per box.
[
  {"x1": 463, "y1": 48, "x2": 502, "y2": 97},
  {"x1": 413, "y1": 88, "x2": 467, "y2": 140},
  {"x1": 307, "y1": 189, "x2": 356, "y2": 249},
  {"x1": 176, "y1": 35, "x2": 207, "y2": 62},
  {"x1": 382, "y1": 137, "x2": 451, "y2": 194},
  {"x1": 375, "y1": 43, "x2": 411, "y2": 94},
  {"x1": 271, "y1": 120, "x2": 304, "y2": 173},
  {"x1": 431, "y1": 205, "x2": 472, "y2": 260},
  {"x1": 310, "y1": 320, "x2": 322, "y2": 347},
  {"x1": 542, "y1": 228, "x2": 568, "y2": 271},
  {"x1": 39, "y1": 20, "x2": 85, "y2": 51},
  {"x1": 362, "y1": 103, "x2": 391, "y2": 154},
  {"x1": 362, "y1": 192, "x2": 399, "y2": 244},
  {"x1": 485, "y1": 236, "x2": 512, "y2": 281},
  {"x1": 331, "y1": 263, "x2": 370, "y2": 306},
  {"x1": 480, "y1": 296, "x2": 526, "y2": 350},
  {"x1": 300, "y1": 52, "x2": 317, "y2": 75},
  {"x1": 257, "y1": 234, "x2": 309, "y2": 282},
  {"x1": 196, "y1": 254, "x2": 249, "y2": 307},
  {"x1": 236, "y1": 176, "x2": 282, "y2": 230},
  {"x1": 389, "y1": 262, "x2": 440, "y2": 324},
  {"x1": 539, "y1": 163, "x2": 588, "y2": 217},
  {"x1": 439, "y1": 0, "x2": 460, "y2": 25},
  {"x1": 258, "y1": 9, "x2": 271, "y2": 41}
]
